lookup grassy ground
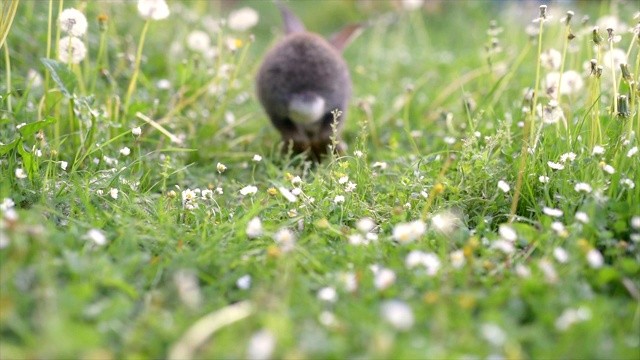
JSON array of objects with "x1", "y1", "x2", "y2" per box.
[{"x1": 1, "y1": 0, "x2": 639, "y2": 358}]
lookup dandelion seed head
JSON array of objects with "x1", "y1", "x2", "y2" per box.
[
  {"x1": 119, "y1": 147, "x2": 131, "y2": 156},
  {"x1": 228, "y1": 7, "x2": 259, "y2": 31},
  {"x1": 186, "y1": 30, "x2": 211, "y2": 53},
  {"x1": 252, "y1": 154, "x2": 262, "y2": 162},
  {"x1": 138, "y1": 0, "x2": 170, "y2": 20},
  {"x1": 356, "y1": 217, "x2": 376, "y2": 233},
  {"x1": 575, "y1": 211, "x2": 590, "y2": 223},
  {"x1": 540, "y1": 48, "x2": 562, "y2": 70},
  {"x1": 59, "y1": 36, "x2": 87, "y2": 64},
  {"x1": 59, "y1": 8, "x2": 88, "y2": 37},
  {"x1": 132, "y1": 127, "x2": 142, "y2": 137}
]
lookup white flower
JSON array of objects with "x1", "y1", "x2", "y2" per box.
[
  {"x1": 497, "y1": 180, "x2": 510, "y2": 193},
  {"x1": 246, "y1": 217, "x2": 262, "y2": 238},
  {"x1": 60, "y1": 161, "x2": 68, "y2": 170},
  {"x1": 405, "y1": 251, "x2": 441, "y2": 275},
  {"x1": 401, "y1": 0, "x2": 424, "y2": 11},
  {"x1": 240, "y1": 185, "x2": 257, "y2": 196},
  {"x1": 59, "y1": 8, "x2": 88, "y2": 37},
  {"x1": 515, "y1": 264, "x2": 531, "y2": 278},
  {"x1": 334, "y1": 195, "x2": 345, "y2": 204},
  {"x1": 372, "y1": 161, "x2": 387, "y2": 170},
  {"x1": 553, "y1": 247, "x2": 569, "y2": 263},
  {"x1": 216, "y1": 187, "x2": 223, "y2": 195},
  {"x1": 26, "y1": 69, "x2": 43, "y2": 88},
  {"x1": 186, "y1": 30, "x2": 211, "y2": 53},
  {"x1": 498, "y1": 225, "x2": 517, "y2": 242},
  {"x1": 560, "y1": 152, "x2": 577, "y2": 163},
  {"x1": 539, "y1": 259, "x2": 558, "y2": 283},
  {"x1": 547, "y1": 161, "x2": 565, "y2": 170},
  {"x1": 216, "y1": 162, "x2": 227, "y2": 173},
  {"x1": 592, "y1": 145, "x2": 605, "y2": 155},
  {"x1": 182, "y1": 189, "x2": 196, "y2": 203},
  {"x1": 481, "y1": 323, "x2": 507, "y2": 346},
  {"x1": 137, "y1": 0, "x2": 170, "y2": 21},
  {"x1": 444, "y1": 136, "x2": 456, "y2": 145},
  {"x1": 431, "y1": 212, "x2": 456, "y2": 234},
  {"x1": 0, "y1": 198, "x2": 15, "y2": 212},
  {"x1": 601, "y1": 163, "x2": 615, "y2": 174},
  {"x1": 15, "y1": 168, "x2": 27, "y2": 179},
  {"x1": 237, "y1": 274, "x2": 251, "y2": 290},
  {"x1": 627, "y1": 146, "x2": 638, "y2": 157},
  {"x1": 96, "y1": 189, "x2": 104, "y2": 196},
  {"x1": 551, "y1": 221, "x2": 566, "y2": 234},
  {"x1": 586, "y1": 249, "x2": 604, "y2": 269},
  {"x1": 173, "y1": 269, "x2": 202, "y2": 309},
  {"x1": 109, "y1": 188, "x2": 119, "y2": 199},
  {"x1": 493, "y1": 240, "x2": 515, "y2": 254},
  {"x1": 291, "y1": 176, "x2": 302, "y2": 185},
  {"x1": 278, "y1": 187, "x2": 297, "y2": 203},
  {"x1": 291, "y1": 188, "x2": 302, "y2": 196},
  {"x1": 373, "y1": 267, "x2": 396, "y2": 290},
  {"x1": 381, "y1": 300, "x2": 414, "y2": 331},
  {"x1": 132, "y1": 127, "x2": 142, "y2": 137},
  {"x1": 348, "y1": 233, "x2": 367, "y2": 246},
  {"x1": 543, "y1": 207, "x2": 563, "y2": 217},
  {"x1": 574, "y1": 182, "x2": 593, "y2": 193},
  {"x1": 354, "y1": 150, "x2": 363, "y2": 158},
  {"x1": 340, "y1": 272, "x2": 358, "y2": 292},
  {"x1": 345, "y1": 181, "x2": 357, "y2": 192},
  {"x1": 575, "y1": 211, "x2": 590, "y2": 223},
  {"x1": 228, "y1": 7, "x2": 259, "y2": 31},
  {"x1": 555, "y1": 307, "x2": 592, "y2": 331},
  {"x1": 540, "y1": 48, "x2": 562, "y2": 70},
  {"x1": 630, "y1": 216, "x2": 640, "y2": 230},
  {"x1": 59, "y1": 36, "x2": 86, "y2": 64},
  {"x1": 119, "y1": 147, "x2": 131, "y2": 156},
  {"x1": 318, "y1": 311, "x2": 336, "y2": 327},
  {"x1": 16, "y1": 122, "x2": 26, "y2": 129},
  {"x1": 338, "y1": 176, "x2": 349, "y2": 184},
  {"x1": 273, "y1": 228, "x2": 295, "y2": 252},
  {"x1": 246, "y1": 330, "x2": 275, "y2": 360},
  {"x1": 621, "y1": 179, "x2": 635, "y2": 189},
  {"x1": 356, "y1": 217, "x2": 375, "y2": 232},
  {"x1": 392, "y1": 220, "x2": 426, "y2": 243},
  {"x1": 3, "y1": 209, "x2": 18, "y2": 224},
  {"x1": 86, "y1": 229, "x2": 107, "y2": 246},
  {"x1": 252, "y1": 154, "x2": 262, "y2": 162},
  {"x1": 539, "y1": 175, "x2": 550, "y2": 183},
  {"x1": 317, "y1": 287, "x2": 338, "y2": 303},
  {"x1": 157, "y1": 79, "x2": 171, "y2": 89},
  {"x1": 34, "y1": 150, "x2": 42, "y2": 157},
  {"x1": 450, "y1": 250, "x2": 465, "y2": 269}
]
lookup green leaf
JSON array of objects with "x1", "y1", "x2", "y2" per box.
[
  {"x1": 16, "y1": 139, "x2": 37, "y2": 179},
  {"x1": 17, "y1": 117, "x2": 57, "y2": 139},
  {"x1": 40, "y1": 58, "x2": 77, "y2": 98},
  {"x1": 0, "y1": 138, "x2": 19, "y2": 155}
]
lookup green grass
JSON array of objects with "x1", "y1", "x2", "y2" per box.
[{"x1": 1, "y1": 0, "x2": 639, "y2": 358}]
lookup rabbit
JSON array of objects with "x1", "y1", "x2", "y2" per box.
[{"x1": 256, "y1": 2, "x2": 363, "y2": 161}]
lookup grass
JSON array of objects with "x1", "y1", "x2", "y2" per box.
[{"x1": 1, "y1": 0, "x2": 639, "y2": 358}]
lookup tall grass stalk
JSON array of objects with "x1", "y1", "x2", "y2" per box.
[
  {"x1": 0, "y1": 0, "x2": 19, "y2": 49},
  {"x1": 510, "y1": 6, "x2": 546, "y2": 221},
  {"x1": 3, "y1": 38, "x2": 12, "y2": 113},
  {"x1": 124, "y1": 19, "x2": 151, "y2": 114}
]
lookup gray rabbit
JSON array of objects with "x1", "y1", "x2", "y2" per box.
[{"x1": 256, "y1": 2, "x2": 362, "y2": 161}]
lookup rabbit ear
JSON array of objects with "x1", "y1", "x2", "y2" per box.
[
  {"x1": 329, "y1": 23, "x2": 365, "y2": 52},
  {"x1": 275, "y1": 1, "x2": 306, "y2": 34}
]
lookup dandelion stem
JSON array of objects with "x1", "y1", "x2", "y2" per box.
[
  {"x1": 91, "y1": 29, "x2": 108, "y2": 94},
  {"x1": 556, "y1": 22, "x2": 571, "y2": 140},
  {"x1": 609, "y1": 40, "x2": 618, "y2": 115},
  {"x1": 124, "y1": 19, "x2": 150, "y2": 114},
  {"x1": 3, "y1": 39, "x2": 12, "y2": 114}
]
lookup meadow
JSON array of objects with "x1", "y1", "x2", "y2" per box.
[{"x1": 1, "y1": 0, "x2": 639, "y2": 358}]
